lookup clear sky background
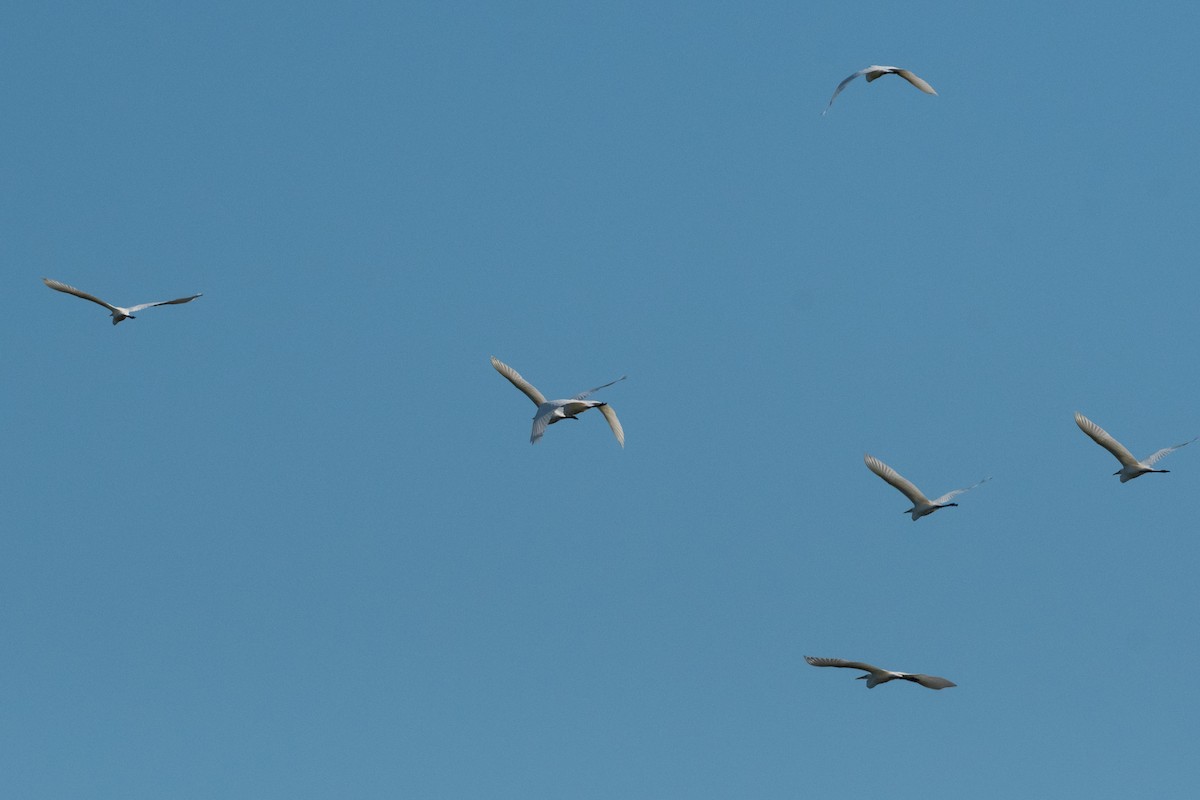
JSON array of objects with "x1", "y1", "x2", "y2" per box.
[{"x1": 4, "y1": 2, "x2": 1200, "y2": 797}]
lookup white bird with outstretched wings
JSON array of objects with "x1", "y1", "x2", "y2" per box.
[
  {"x1": 491, "y1": 356, "x2": 625, "y2": 447},
  {"x1": 44, "y1": 278, "x2": 202, "y2": 325},
  {"x1": 823, "y1": 65, "x2": 937, "y2": 115}
]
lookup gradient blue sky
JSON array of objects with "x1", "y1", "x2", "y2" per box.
[{"x1": 4, "y1": 2, "x2": 1200, "y2": 797}]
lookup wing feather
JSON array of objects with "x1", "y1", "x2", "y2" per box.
[
  {"x1": 1143, "y1": 437, "x2": 1197, "y2": 466},
  {"x1": 893, "y1": 69, "x2": 938, "y2": 95},
  {"x1": 573, "y1": 374, "x2": 627, "y2": 401},
  {"x1": 1075, "y1": 412, "x2": 1138, "y2": 467},
  {"x1": 530, "y1": 409, "x2": 552, "y2": 444},
  {"x1": 822, "y1": 68, "x2": 869, "y2": 115},
  {"x1": 864, "y1": 454, "x2": 930, "y2": 506},
  {"x1": 902, "y1": 673, "x2": 957, "y2": 690},
  {"x1": 804, "y1": 656, "x2": 883, "y2": 673},
  {"x1": 931, "y1": 476, "x2": 990, "y2": 506},
  {"x1": 43, "y1": 278, "x2": 119, "y2": 313},
  {"x1": 491, "y1": 356, "x2": 547, "y2": 406},
  {"x1": 125, "y1": 293, "x2": 202, "y2": 313},
  {"x1": 598, "y1": 404, "x2": 624, "y2": 447}
]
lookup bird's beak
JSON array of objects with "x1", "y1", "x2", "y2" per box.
[{"x1": 855, "y1": 675, "x2": 867, "y2": 680}]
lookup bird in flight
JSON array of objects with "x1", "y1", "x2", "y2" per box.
[
  {"x1": 43, "y1": 278, "x2": 202, "y2": 325},
  {"x1": 490, "y1": 356, "x2": 626, "y2": 446},
  {"x1": 1074, "y1": 412, "x2": 1196, "y2": 482},
  {"x1": 805, "y1": 656, "x2": 956, "y2": 690},
  {"x1": 823, "y1": 65, "x2": 937, "y2": 115},
  {"x1": 864, "y1": 454, "x2": 989, "y2": 521}
]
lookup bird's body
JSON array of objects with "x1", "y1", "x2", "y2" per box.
[
  {"x1": 43, "y1": 278, "x2": 201, "y2": 325},
  {"x1": 823, "y1": 65, "x2": 937, "y2": 115},
  {"x1": 490, "y1": 356, "x2": 626, "y2": 446},
  {"x1": 805, "y1": 656, "x2": 956, "y2": 690},
  {"x1": 864, "y1": 454, "x2": 988, "y2": 520},
  {"x1": 1074, "y1": 412, "x2": 1195, "y2": 482}
]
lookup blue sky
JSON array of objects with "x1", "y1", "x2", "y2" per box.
[{"x1": 4, "y1": 2, "x2": 1200, "y2": 797}]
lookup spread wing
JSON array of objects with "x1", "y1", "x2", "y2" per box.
[
  {"x1": 804, "y1": 656, "x2": 882, "y2": 674},
  {"x1": 1143, "y1": 436, "x2": 1198, "y2": 466},
  {"x1": 125, "y1": 293, "x2": 202, "y2": 313},
  {"x1": 931, "y1": 476, "x2": 990, "y2": 506},
  {"x1": 892, "y1": 69, "x2": 938, "y2": 95},
  {"x1": 573, "y1": 374, "x2": 627, "y2": 401},
  {"x1": 491, "y1": 356, "x2": 546, "y2": 406},
  {"x1": 530, "y1": 408, "x2": 552, "y2": 445},
  {"x1": 901, "y1": 673, "x2": 956, "y2": 690},
  {"x1": 823, "y1": 68, "x2": 869, "y2": 115},
  {"x1": 598, "y1": 404, "x2": 624, "y2": 447},
  {"x1": 1075, "y1": 412, "x2": 1138, "y2": 467},
  {"x1": 864, "y1": 454, "x2": 930, "y2": 506},
  {"x1": 43, "y1": 278, "x2": 119, "y2": 313}
]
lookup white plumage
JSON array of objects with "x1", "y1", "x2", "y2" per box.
[
  {"x1": 805, "y1": 656, "x2": 956, "y2": 690},
  {"x1": 1074, "y1": 412, "x2": 1195, "y2": 482},
  {"x1": 491, "y1": 356, "x2": 626, "y2": 447},
  {"x1": 44, "y1": 278, "x2": 202, "y2": 325},
  {"x1": 864, "y1": 453, "x2": 988, "y2": 521},
  {"x1": 823, "y1": 65, "x2": 938, "y2": 115}
]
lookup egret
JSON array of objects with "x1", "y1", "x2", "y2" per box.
[
  {"x1": 864, "y1": 453, "x2": 989, "y2": 521},
  {"x1": 1074, "y1": 412, "x2": 1196, "y2": 482},
  {"x1": 805, "y1": 656, "x2": 956, "y2": 690},
  {"x1": 43, "y1": 278, "x2": 202, "y2": 325},
  {"x1": 490, "y1": 356, "x2": 626, "y2": 446},
  {"x1": 823, "y1": 65, "x2": 937, "y2": 115}
]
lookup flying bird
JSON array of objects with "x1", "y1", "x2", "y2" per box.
[
  {"x1": 1074, "y1": 412, "x2": 1196, "y2": 482},
  {"x1": 43, "y1": 278, "x2": 202, "y2": 325},
  {"x1": 823, "y1": 65, "x2": 937, "y2": 115},
  {"x1": 490, "y1": 356, "x2": 626, "y2": 446},
  {"x1": 865, "y1": 453, "x2": 989, "y2": 521},
  {"x1": 805, "y1": 656, "x2": 956, "y2": 690}
]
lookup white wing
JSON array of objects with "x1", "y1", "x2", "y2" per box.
[
  {"x1": 1143, "y1": 437, "x2": 1198, "y2": 466},
  {"x1": 598, "y1": 404, "x2": 624, "y2": 447},
  {"x1": 43, "y1": 278, "x2": 119, "y2": 313},
  {"x1": 1075, "y1": 412, "x2": 1138, "y2": 467},
  {"x1": 931, "y1": 476, "x2": 990, "y2": 506},
  {"x1": 823, "y1": 68, "x2": 870, "y2": 115},
  {"x1": 491, "y1": 356, "x2": 546, "y2": 406},
  {"x1": 530, "y1": 408, "x2": 552, "y2": 444},
  {"x1": 891, "y1": 69, "x2": 938, "y2": 95},
  {"x1": 824, "y1": 65, "x2": 937, "y2": 115},
  {"x1": 864, "y1": 454, "x2": 930, "y2": 506},
  {"x1": 901, "y1": 673, "x2": 956, "y2": 690},
  {"x1": 573, "y1": 374, "x2": 627, "y2": 401},
  {"x1": 125, "y1": 293, "x2": 203, "y2": 313},
  {"x1": 804, "y1": 656, "x2": 884, "y2": 674}
]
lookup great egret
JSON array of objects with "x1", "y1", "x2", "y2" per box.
[
  {"x1": 823, "y1": 65, "x2": 937, "y2": 115},
  {"x1": 490, "y1": 356, "x2": 626, "y2": 446},
  {"x1": 1074, "y1": 412, "x2": 1196, "y2": 482},
  {"x1": 43, "y1": 278, "x2": 202, "y2": 325},
  {"x1": 805, "y1": 656, "x2": 956, "y2": 690},
  {"x1": 864, "y1": 454, "x2": 989, "y2": 521}
]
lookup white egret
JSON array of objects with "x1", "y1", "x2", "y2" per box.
[
  {"x1": 1074, "y1": 412, "x2": 1196, "y2": 482},
  {"x1": 490, "y1": 356, "x2": 626, "y2": 446},
  {"x1": 805, "y1": 656, "x2": 956, "y2": 690},
  {"x1": 864, "y1": 453, "x2": 989, "y2": 521},
  {"x1": 823, "y1": 65, "x2": 937, "y2": 115},
  {"x1": 44, "y1": 278, "x2": 202, "y2": 325}
]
